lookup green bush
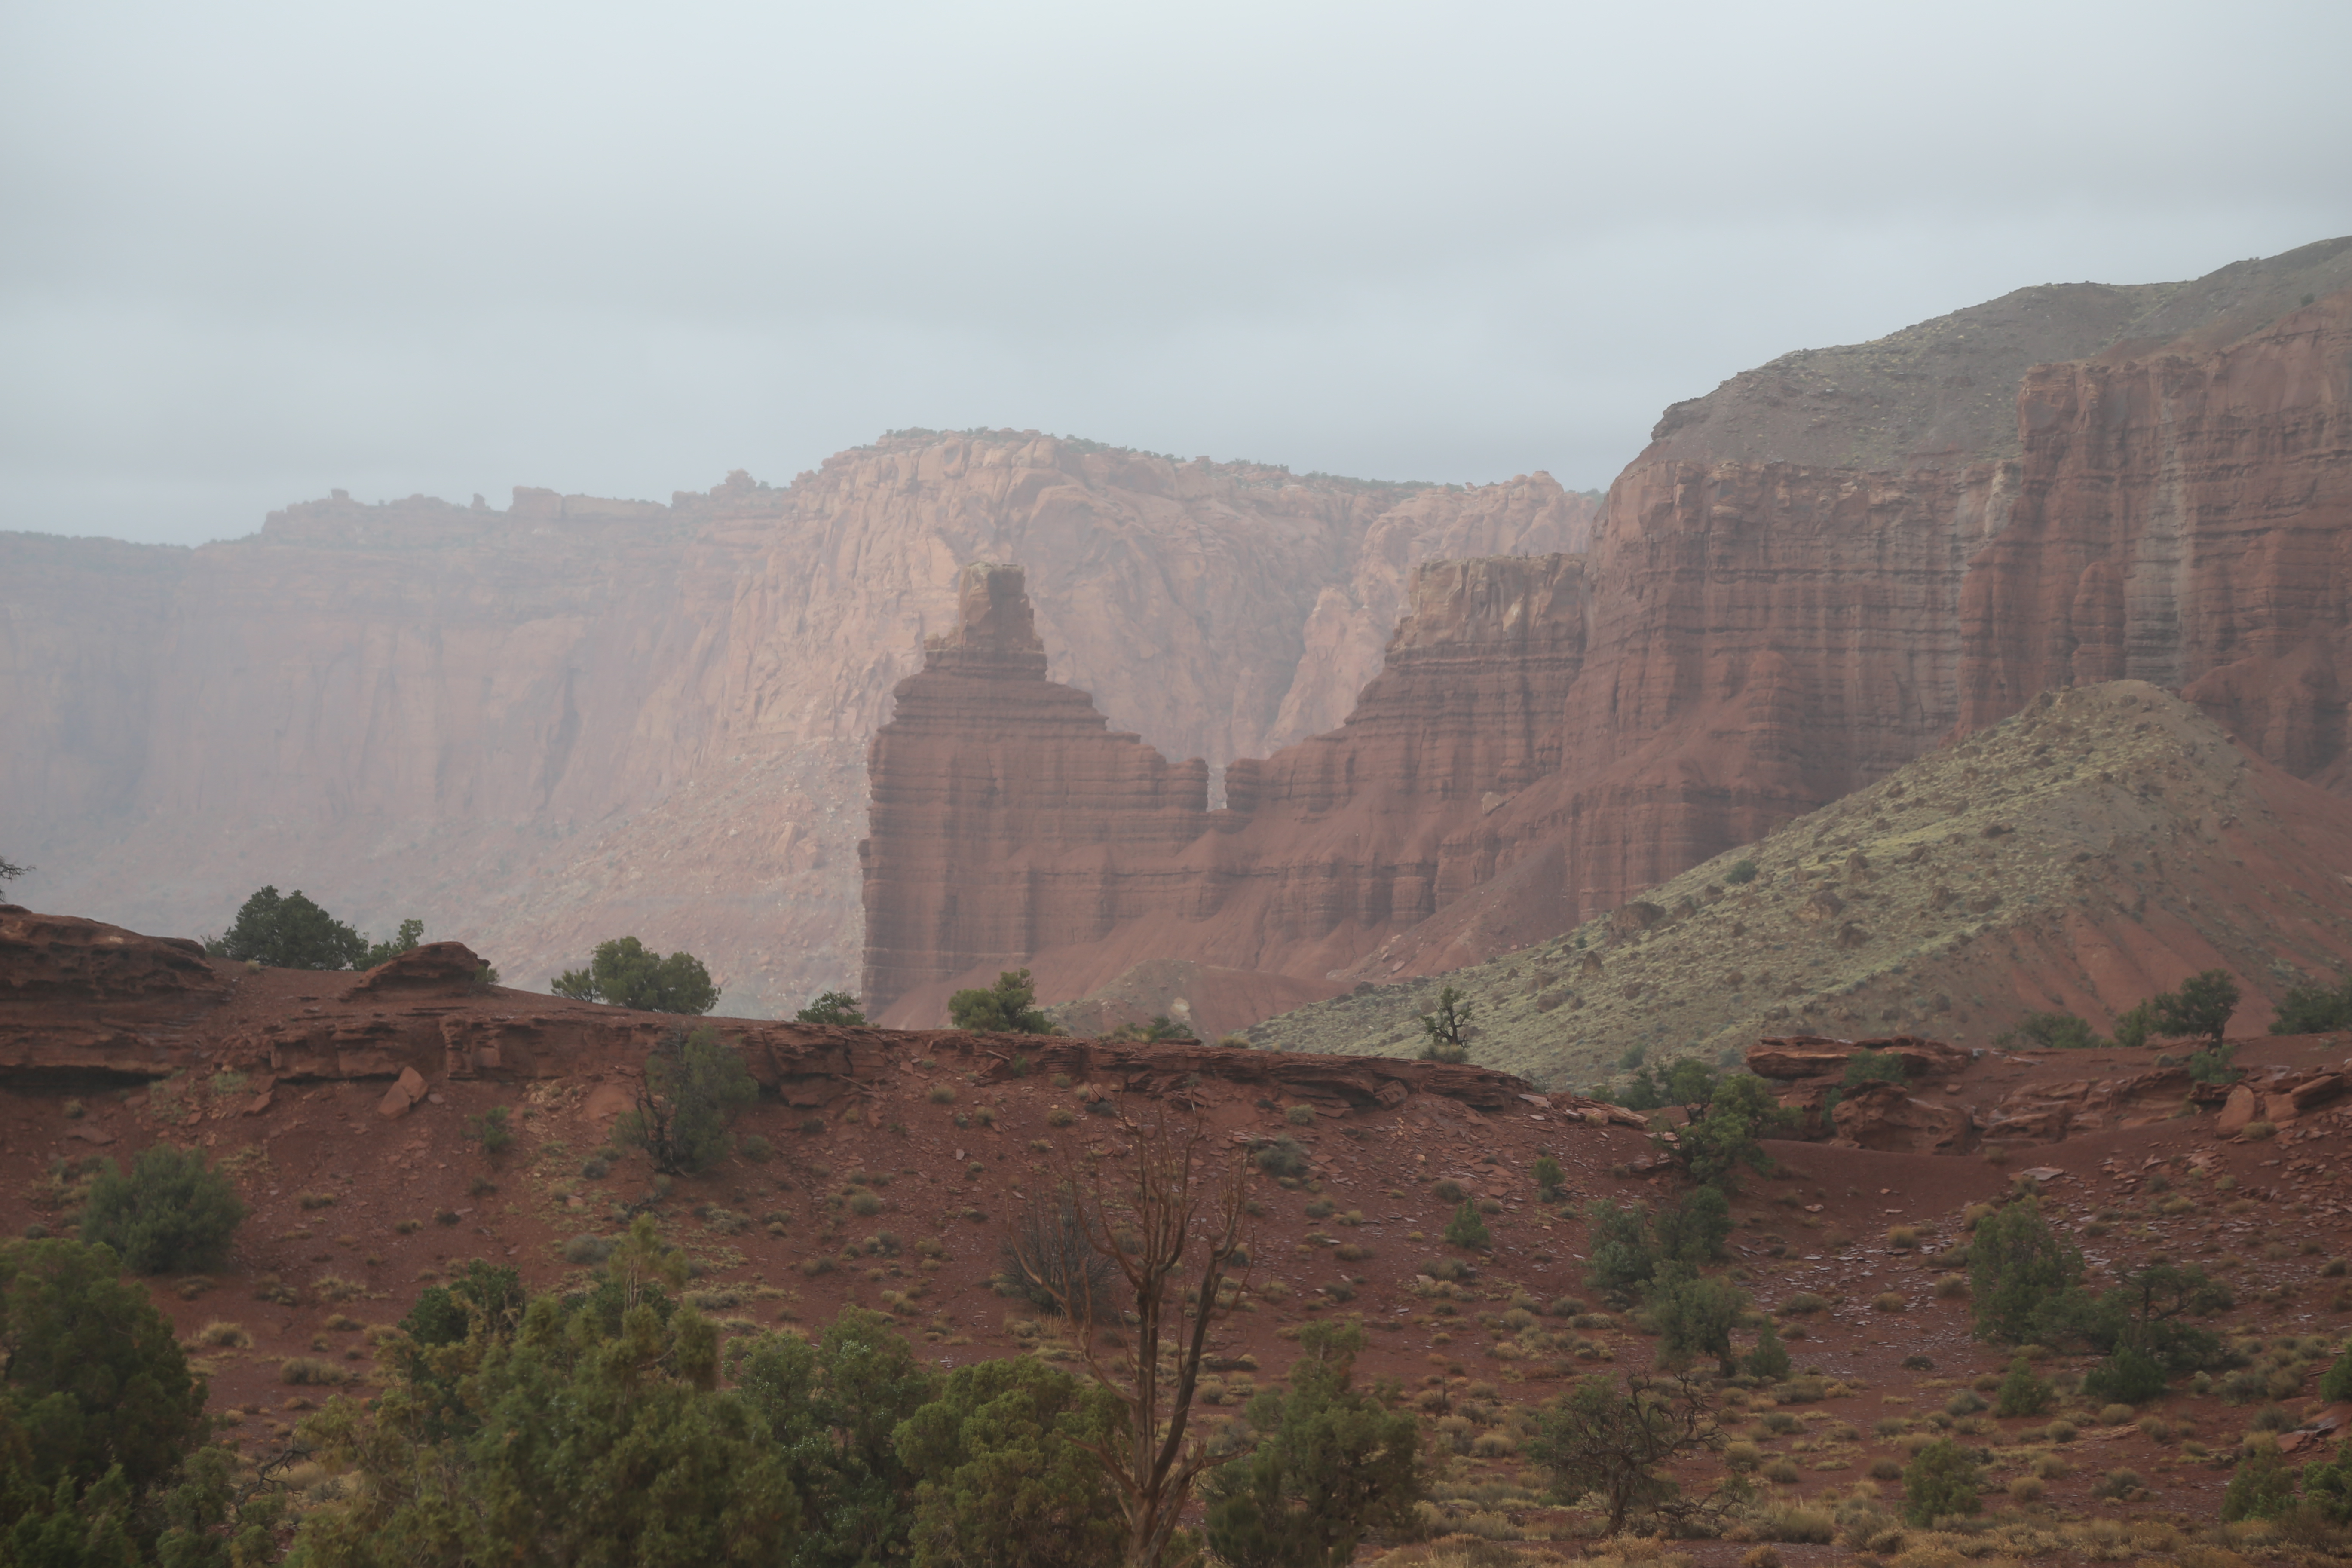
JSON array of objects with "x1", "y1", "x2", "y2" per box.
[
  {"x1": 1444, "y1": 1200, "x2": 1491, "y2": 1251},
  {"x1": 2004, "y1": 1011, "x2": 2100, "y2": 1050},
  {"x1": 551, "y1": 935, "x2": 719, "y2": 1014},
  {"x1": 894, "y1": 1356, "x2": 1121, "y2": 1568},
  {"x1": 615, "y1": 1025, "x2": 758, "y2": 1174},
  {"x1": 1967, "y1": 1196, "x2": 2082, "y2": 1343},
  {"x1": 948, "y1": 969, "x2": 1055, "y2": 1033},
  {"x1": 2080, "y1": 1345, "x2": 2169, "y2": 1406},
  {"x1": 795, "y1": 989, "x2": 867, "y2": 1026},
  {"x1": 205, "y1": 885, "x2": 368, "y2": 969},
  {"x1": 1583, "y1": 1200, "x2": 1657, "y2": 1299},
  {"x1": 1651, "y1": 1185, "x2": 1733, "y2": 1268},
  {"x1": 1901, "y1": 1437, "x2": 1981, "y2": 1525},
  {"x1": 1661, "y1": 1073, "x2": 1798, "y2": 1193},
  {"x1": 2303, "y1": 1436, "x2": 2352, "y2": 1523},
  {"x1": 2111, "y1": 999, "x2": 2156, "y2": 1050},
  {"x1": 1841, "y1": 1049, "x2": 1908, "y2": 1087},
  {"x1": 465, "y1": 1104, "x2": 515, "y2": 1158},
  {"x1": 2155, "y1": 969, "x2": 2240, "y2": 1050},
  {"x1": 2223, "y1": 1440, "x2": 2297, "y2": 1522},
  {"x1": 2273, "y1": 977, "x2": 2352, "y2": 1035},
  {"x1": 1994, "y1": 1355, "x2": 2051, "y2": 1417},
  {"x1": 1532, "y1": 1155, "x2": 1564, "y2": 1200},
  {"x1": 2319, "y1": 1344, "x2": 2352, "y2": 1403},
  {"x1": 1203, "y1": 1319, "x2": 1421, "y2": 1566},
  {"x1": 79, "y1": 1145, "x2": 247, "y2": 1274},
  {"x1": 1253, "y1": 1137, "x2": 1311, "y2": 1179},
  {"x1": 1743, "y1": 1318, "x2": 1791, "y2": 1381},
  {"x1": 361, "y1": 916, "x2": 426, "y2": 969},
  {"x1": 0, "y1": 1238, "x2": 211, "y2": 1501},
  {"x1": 1526, "y1": 1372, "x2": 1718, "y2": 1534},
  {"x1": 1650, "y1": 1273, "x2": 1749, "y2": 1376},
  {"x1": 1725, "y1": 859, "x2": 1758, "y2": 885}
]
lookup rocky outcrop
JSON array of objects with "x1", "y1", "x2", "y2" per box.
[
  {"x1": 0, "y1": 907, "x2": 1606, "y2": 1126},
  {"x1": 0, "y1": 907, "x2": 229, "y2": 1078},
  {"x1": 0, "y1": 444, "x2": 1591, "y2": 1014},
  {"x1": 860, "y1": 553, "x2": 1589, "y2": 1023},
  {"x1": 1829, "y1": 1080, "x2": 1976, "y2": 1155},
  {"x1": 859, "y1": 564, "x2": 1215, "y2": 1016},
  {"x1": 1983, "y1": 1066, "x2": 2199, "y2": 1142},
  {"x1": 1747, "y1": 1035, "x2": 1974, "y2": 1082}
]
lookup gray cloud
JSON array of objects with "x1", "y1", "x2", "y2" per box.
[{"x1": 5, "y1": 0, "x2": 2348, "y2": 543}]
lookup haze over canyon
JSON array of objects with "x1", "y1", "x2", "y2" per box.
[{"x1": 5, "y1": 238, "x2": 2350, "y2": 1050}]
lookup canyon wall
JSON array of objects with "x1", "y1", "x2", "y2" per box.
[
  {"x1": 0, "y1": 447, "x2": 1594, "y2": 1014},
  {"x1": 861, "y1": 551, "x2": 1590, "y2": 1023},
  {"x1": 862, "y1": 240, "x2": 2352, "y2": 1016}
]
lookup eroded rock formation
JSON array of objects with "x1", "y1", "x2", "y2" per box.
[
  {"x1": 860, "y1": 553, "x2": 1589, "y2": 1023},
  {"x1": 0, "y1": 445, "x2": 1592, "y2": 1014},
  {"x1": 0, "y1": 907, "x2": 1617, "y2": 1125},
  {"x1": 866, "y1": 242, "x2": 2352, "y2": 1023}
]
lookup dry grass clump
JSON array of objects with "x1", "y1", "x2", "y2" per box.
[
  {"x1": 1933, "y1": 1274, "x2": 1969, "y2": 1299},
  {"x1": 195, "y1": 1320, "x2": 251, "y2": 1348},
  {"x1": 279, "y1": 1357, "x2": 344, "y2": 1386}
]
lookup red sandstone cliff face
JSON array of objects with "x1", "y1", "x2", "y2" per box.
[
  {"x1": 0, "y1": 445, "x2": 1592, "y2": 1014},
  {"x1": 863, "y1": 242, "x2": 2352, "y2": 1014},
  {"x1": 1369, "y1": 242, "x2": 2352, "y2": 980},
  {"x1": 862, "y1": 553, "x2": 1589, "y2": 1023}
]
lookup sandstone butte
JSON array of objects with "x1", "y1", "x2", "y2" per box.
[
  {"x1": 0, "y1": 444, "x2": 1596, "y2": 1014},
  {"x1": 859, "y1": 239, "x2": 2352, "y2": 1029}
]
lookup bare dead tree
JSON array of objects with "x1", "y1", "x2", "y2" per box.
[{"x1": 1034, "y1": 1110, "x2": 1253, "y2": 1568}]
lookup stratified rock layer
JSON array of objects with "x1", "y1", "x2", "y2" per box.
[
  {"x1": 1, "y1": 906, "x2": 1638, "y2": 1127},
  {"x1": 0, "y1": 446, "x2": 1592, "y2": 1013},
  {"x1": 861, "y1": 554, "x2": 1589, "y2": 1023},
  {"x1": 863, "y1": 241, "x2": 2352, "y2": 1019},
  {"x1": 1253, "y1": 682, "x2": 2352, "y2": 1088}
]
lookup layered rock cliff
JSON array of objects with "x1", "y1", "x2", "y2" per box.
[
  {"x1": 862, "y1": 241, "x2": 2352, "y2": 1019},
  {"x1": 861, "y1": 552, "x2": 1590, "y2": 1023},
  {"x1": 1253, "y1": 682, "x2": 2352, "y2": 1082},
  {"x1": 1367, "y1": 238, "x2": 2352, "y2": 981},
  {"x1": 0, "y1": 444, "x2": 1593, "y2": 1013}
]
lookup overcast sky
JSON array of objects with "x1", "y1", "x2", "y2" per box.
[{"x1": 4, "y1": 0, "x2": 2349, "y2": 546}]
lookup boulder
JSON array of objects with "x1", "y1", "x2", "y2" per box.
[
  {"x1": 2294, "y1": 1074, "x2": 2347, "y2": 1111},
  {"x1": 1830, "y1": 1080, "x2": 1974, "y2": 1154},
  {"x1": 2217, "y1": 1084, "x2": 2260, "y2": 1135},
  {"x1": 1747, "y1": 1034, "x2": 1970, "y2": 1081},
  {"x1": 357, "y1": 941, "x2": 488, "y2": 992}
]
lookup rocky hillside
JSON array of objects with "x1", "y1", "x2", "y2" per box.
[
  {"x1": 0, "y1": 441, "x2": 1592, "y2": 1013},
  {"x1": 1250, "y1": 682, "x2": 2352, "y2": 1090},
  {"x1": 12, "y1": 901, "x2": 2352, "y2": 1557}
]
